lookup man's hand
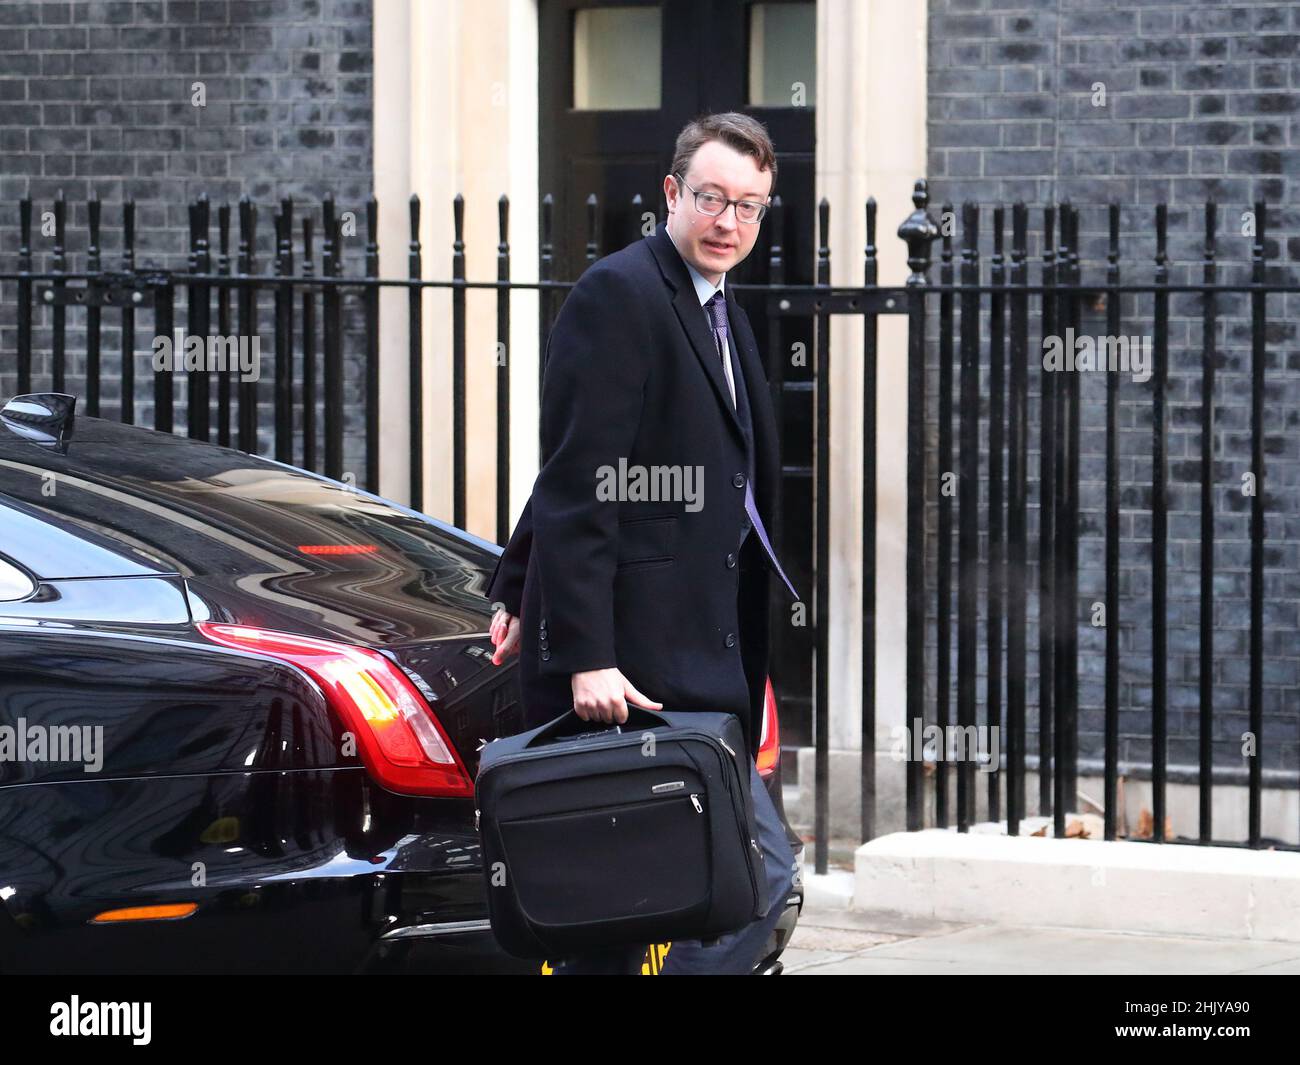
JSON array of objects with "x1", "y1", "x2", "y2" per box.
[
  {"x1": 571, "y1": 668, "x2": 663, "y2": 724},
  {"x1": 489, "y1": 606, "x2": 520, "y2": 666}
]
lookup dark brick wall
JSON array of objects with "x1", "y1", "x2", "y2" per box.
[
  {"x1": 924, "y1": 0, "x2": 1300, "y2": 791},
  {"x1": 0, "y1": 0, "x2": 374, "y2": 475}
]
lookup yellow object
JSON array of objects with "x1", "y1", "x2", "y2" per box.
[
  {"x1": 198, "y1": 816, "x2": 240, "y2": 844},
  {"x1": 541, "y1": 942, "x2": 672, "y2": 975}
]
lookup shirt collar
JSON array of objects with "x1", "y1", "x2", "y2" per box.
[{"x1": 665, "y1": 226, "x2": 725, "y2": 307}]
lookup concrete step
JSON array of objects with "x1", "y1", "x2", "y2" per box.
[{"x1": 855, "y1": 825, "x2": 1300, "y2": 943}]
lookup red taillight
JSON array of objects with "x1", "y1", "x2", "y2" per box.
[
  {"x1": 757, "y1": 676, "x2": 780, "y2": 777},
  {"x1": 196, "y1": 622, "x2": 472, "y2": 797}
]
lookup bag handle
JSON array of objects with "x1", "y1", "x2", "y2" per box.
[{"x1": 524, "y1": 704, "x2": 666, "y2": 749}]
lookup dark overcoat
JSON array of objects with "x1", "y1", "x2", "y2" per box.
[{"x1": 485, "y1": 221, "x2": 798, "y2": 759}]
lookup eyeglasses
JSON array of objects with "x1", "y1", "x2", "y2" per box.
[{"x1": 674, "y1": 174, "x2": 768, "y2": 224}]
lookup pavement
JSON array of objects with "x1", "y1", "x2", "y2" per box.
[{"x1": 783, "y1": 856, "x2": 1300, "y2": 976}]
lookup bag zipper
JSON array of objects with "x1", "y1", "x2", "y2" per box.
[
  {"x1": 683, "y1": 733, "x2": 762, "y2": 913},
  {"x1": 500, "y1": 792, "x2": 702, "y2": 827}
]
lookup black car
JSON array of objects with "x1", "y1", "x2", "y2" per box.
[{"x1": 0, "y1": 393, "x2": 803, "y2": 975}]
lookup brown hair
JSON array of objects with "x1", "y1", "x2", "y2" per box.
[{"x1": 670, "y1": 112, "x2": 777, "y2": 199}]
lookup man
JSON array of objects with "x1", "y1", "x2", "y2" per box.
[{"x1": 484, "y1": 113, "x2": 799, "y2": 975}]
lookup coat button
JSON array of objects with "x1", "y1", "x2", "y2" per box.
[
  {"x1": 539, "y1": 638, "x2": 549, "y2": 650},
  {"x1": 540, "y1": 649, "x2": 551, "y2": 662},
  {"x1": 724, "y1": 632, "x2": 736, "y2": 648},
  {"x1": 726, "y1": 552, "x2": 737, "y2": 568},
  {"x1": 733, "y1": 473, "x2": 745, "y2": 488}
]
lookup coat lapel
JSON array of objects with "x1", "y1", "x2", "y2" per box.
[
  {"x1": 648, "y1": 224, "x2": 746, "y2": 443},
  {"x1": 725, "y1": 287, "x2": 780, "y2": 523}
]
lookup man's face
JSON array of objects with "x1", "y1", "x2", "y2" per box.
[{"x1": 664, "y1": 139, "x2": 772, "y2": 285}]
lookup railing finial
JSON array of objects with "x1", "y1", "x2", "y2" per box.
[{"x1": 897, "y1": 178, "x2": 939, "y2": 286}]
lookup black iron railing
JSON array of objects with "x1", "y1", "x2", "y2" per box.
[
  {"x1": 891, "y1": 181, "x2": 1299, "y2": 867},
  {"x1": 3, "y1": 180, "x2": 1298, "y2": 880}
]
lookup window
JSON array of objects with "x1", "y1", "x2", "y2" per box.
[
  {"x1": 573, "y1": 6, "x2": 662, "y2": 110},
  {"x1": 748, "y1": 2, "x2": 816, "y2": 107}
]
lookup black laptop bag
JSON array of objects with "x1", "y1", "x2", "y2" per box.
[{"x1": 474, "y1": 704, "x2": 768, "y2": 959}]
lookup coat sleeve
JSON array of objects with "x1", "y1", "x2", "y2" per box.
[
  {"x1": 484, "y1": 493, "x2": 532, "y2": 616},
  {"x1": 530, "y1": 264, "x2": 648, "y2": 676}
]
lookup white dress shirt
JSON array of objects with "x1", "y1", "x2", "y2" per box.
[{"x1": 665, "y1": 228, "x2": 737, "y2": 408}]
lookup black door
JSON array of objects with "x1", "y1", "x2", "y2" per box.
[{"x1": 539, "y1": 0, "x2": 817, "y2": 744}]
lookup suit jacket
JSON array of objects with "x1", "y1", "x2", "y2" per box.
[{"x1": 484, "y1": 221, "x2": 796, "y2": 758}]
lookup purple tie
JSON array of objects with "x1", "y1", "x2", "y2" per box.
[{"x1": 705, "y1": 293, "x2": 800, "y2": 601}]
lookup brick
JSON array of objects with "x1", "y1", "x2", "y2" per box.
[
  {"x1": 1234, "y1": 35, "x2": 1300, "y2": 60},
  {"x1": 1177, "y1": 64, "x2": 1252, "y2": 92},
  {"x1": 26, "y1": 26, "x2": 89, "y2": 48},
  {"x1": 0, "y1": 4, "x2": 39, "y2": 26},
  {"x1": 1174, "y1": 121, "x2": 1248, "y2": 147}
]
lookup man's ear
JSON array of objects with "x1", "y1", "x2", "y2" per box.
[{"x1": 663, "y1": 173, "x2": 680, "y2": 211}]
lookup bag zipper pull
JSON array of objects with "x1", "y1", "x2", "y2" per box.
[{"x1": 690, "y1": 794, "x2": 703, "y2": 813}]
